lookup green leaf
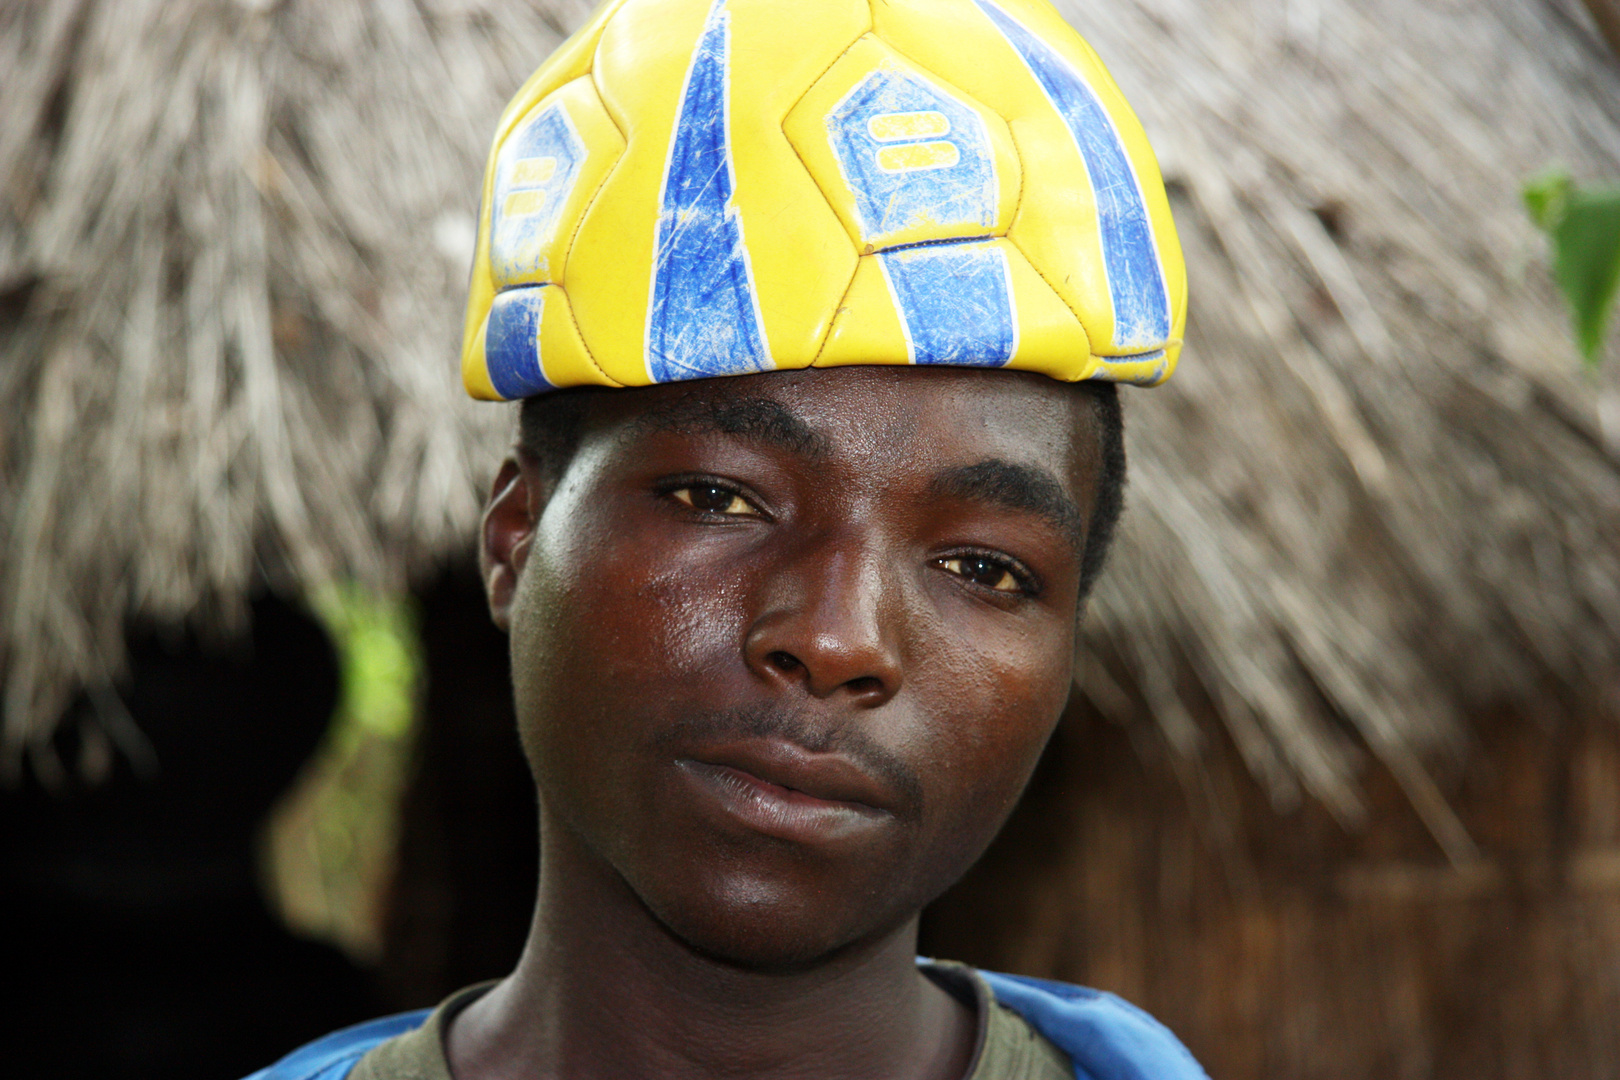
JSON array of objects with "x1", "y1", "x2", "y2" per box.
[
  {"x1": 1558, "y1": 187, "x2": 1620, "y2": 365},
  {"x1": 1525, "y1": 168, "x2": 1620, "y2": 367},
  {"x1": 1523, "y1": 167, "x2": 1571, "y2": 234},
  {"x1": 312, "y1": 582, "x2": 420, "y2": 744}
]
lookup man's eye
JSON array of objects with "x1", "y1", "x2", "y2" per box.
[
  {"x1": 672, "y1": 485, "x2": 759, "y2": 516},
  {"x1": 936, "y1": 555, "x2": 1024, "y2": 593}
]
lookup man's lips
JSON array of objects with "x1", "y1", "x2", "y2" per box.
[
  {"x1": 673, "y1": 739, "x2": 895, "y2": 843},
  {"x1": 684, "y1": 738, "x2": 896, "y2": 812}
]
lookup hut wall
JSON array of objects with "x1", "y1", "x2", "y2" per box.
[{"x1": 921, "y1": 688, "x2": 1620, "y2": 1080}]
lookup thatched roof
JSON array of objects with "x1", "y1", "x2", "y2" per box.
[
  {"x1": 1, "y1": 0, "x2": 590, "y2": 775},
  {"x1": 5, "y1": 0, "x2": 1620, "y2": 842},
  {"x1": 1073, "y1": 0, "x2": 1620, "y2": 857}
]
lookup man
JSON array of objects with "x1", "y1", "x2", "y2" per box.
[{"x1": 253, "y1": 0, "x2": 1203, "y2": 1076}]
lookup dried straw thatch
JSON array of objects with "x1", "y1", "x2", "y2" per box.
[
  {"x1": 1071, "y1": 0, "x2": 1620, "y2": 859},
  {"x1": 1, "y1": 0, "x2": 591, "y2": 776},
  {"x1": 4, "y1": 0, "x2": 1620, "y2": 834}
]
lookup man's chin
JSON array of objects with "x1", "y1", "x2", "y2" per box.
[{"x1": 633, "y1": 876, "x2": 912, "y2": 975}]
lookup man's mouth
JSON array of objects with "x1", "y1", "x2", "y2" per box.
[{"x1": 674, "y1": 741, "x2": 894, "y2": 844}]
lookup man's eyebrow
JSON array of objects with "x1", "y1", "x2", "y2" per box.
[
  {"x1": 630, "y1": 395, "x2": 829, "y2": 459},
  {"x1": 928, "y1": 460, "x2": 1085, "y2": 551}
]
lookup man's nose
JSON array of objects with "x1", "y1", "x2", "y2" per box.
[{"x1": 743, "y1": 535, "x2": 904, "y2": 707}]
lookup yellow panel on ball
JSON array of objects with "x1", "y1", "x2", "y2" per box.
[
  {"x1": 488, "y1": 76, "x2": 626, "y2": 291},
  {"x1": 724, "y1": 0, "x2": 866, "y2": 369},
  {"x1": 537, "y1": 285, "x2": 621, "y2": 390},
  {"x1": 565, "y1": 0, "x2": 714, "y2": 387},
  {"x1": 813, "y1": 256, "x2": 911, "y2": 369},
  {"x1": 1005, "y1": 110, "x2": 1115, "y2": 354},
  {"x1": 999, "y1": 243, "x2": 1096, "y2": 380},
  {"x1": 876, "y1": 0, "x2": 1184, "y2": 374},
  {"x1": 459, "y1": 0, "x2": 631, "y2": 396}
]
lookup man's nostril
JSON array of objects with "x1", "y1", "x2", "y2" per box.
[{"x1": 768, "y1": 650, "x2": 800, "y2": 672}]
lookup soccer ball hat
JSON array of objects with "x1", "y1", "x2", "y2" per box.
[{"x1": 460, "y1": 0, "x2": 1187, "y2": 401}]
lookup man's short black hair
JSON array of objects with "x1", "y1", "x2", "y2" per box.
[
  {"x1": 518, "y1": 380, "x2": 1126, "y2": 600},
  {"x1": 1076, "y1": 382, "x2": 1125, "y2": 600}
]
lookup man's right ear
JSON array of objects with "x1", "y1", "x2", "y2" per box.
[{"x1": 480, "y1": 456, "x2": 541, "y2": 632}]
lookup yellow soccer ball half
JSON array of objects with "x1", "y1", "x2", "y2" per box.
[{"x1": 461, "y1": 0, "x2": 1187, "y2": 401}]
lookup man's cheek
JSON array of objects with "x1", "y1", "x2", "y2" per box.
[
  {"x1": 919, "y1": 696, "x2": 1061, "y2": 851},
  {"x1": 593, "y1": 554, "x2": 753, "y2": 678}
]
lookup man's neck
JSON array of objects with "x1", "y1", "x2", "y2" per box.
[{"x1": 444, "y1": 824, "x2": 975, "y2": 1080}]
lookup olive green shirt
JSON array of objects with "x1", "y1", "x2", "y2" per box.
[{"x1": 350, "y1": 962, "x2": 1071, "y2": 1080}]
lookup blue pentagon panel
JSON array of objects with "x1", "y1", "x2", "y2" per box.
[
  {"x1": 826, "y1": 67, "x2": 998, "y2": 248},
  {"x1": 485, "y1": 286, "x2": 554, "y2": 399},
  {"x1": 877, "y1": 240, "x2": 1017, "y2": 367},
  {"x1": 974, "y1": 0, "x2": 1171, "y2": 352},
  {"x1": 646, "y1": 0, "x2": 773, "y2": 384},
  {"x1": 490, "y1": 102, "x2": 588, "y2": 286}
]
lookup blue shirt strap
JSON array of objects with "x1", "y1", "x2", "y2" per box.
[
  {"x1": 242, "y1": 1009, "x2": 432, "y2": 1080},
  {"x1": 980, "y1": 970, "x2": 1209, "y2": 1080}
]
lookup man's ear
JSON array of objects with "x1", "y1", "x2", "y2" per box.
[{"x1": 480, "y1": 456, "x2": 543, "y2": 632}]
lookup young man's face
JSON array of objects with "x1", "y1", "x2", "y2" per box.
[{"x1": 483, "y1": 365, "x2": 1105, "y2": 970}]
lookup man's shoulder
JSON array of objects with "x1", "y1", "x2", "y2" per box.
[
  {"x1": 978, "y1": 969, "x2": 1210, "y2": 1080},
  {"x1": 241, "y1": 1010, "x2": 432, "y2": 1080}
]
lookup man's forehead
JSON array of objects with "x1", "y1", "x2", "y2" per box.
[
  {"x1": 629, "y1": 390, "x2": 830, "y2": 460},
  {"x1": 616, "y1": 366, "x2": 1091, "y2": 461}
]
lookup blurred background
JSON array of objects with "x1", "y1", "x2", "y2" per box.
[{"x1": 3, "y1": 0, "x2": 1620, "y2": 1077}]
